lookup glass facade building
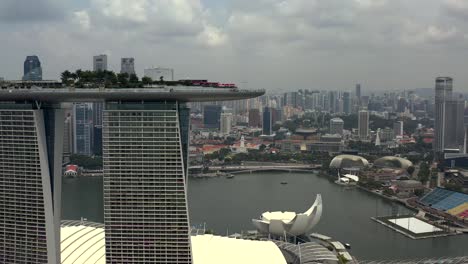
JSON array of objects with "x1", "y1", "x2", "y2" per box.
[
  {"x1": 23, "y1": 55, "x2": 42, "y2": 81},
  {"x1": 203, "y1": 105, "x2": 222, "y2": 129},
  {"x1": 73, "y1": 103, "x2": 93, "y2": 155},
  {"x1": 263, "y1": 107, "x2": 272, "y2": 135},
  {"x1": 103, "y1": 101, "x2": 192, "y2": 263}
]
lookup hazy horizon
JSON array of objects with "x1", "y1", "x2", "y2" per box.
[{"x1": 2, "y1": 0, "x2": 468, "y2": 92}]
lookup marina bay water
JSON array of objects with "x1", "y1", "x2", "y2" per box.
[{"x1": 62, "y1": 172, "x2": 468, "y2": 260}]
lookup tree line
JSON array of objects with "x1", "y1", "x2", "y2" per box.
[{"x1": 61, "y1": 70, "x2": 157, "y2": 88}]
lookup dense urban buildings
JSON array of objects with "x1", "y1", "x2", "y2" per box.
[
  {"x1": 93, "y1": 54, "x2": 108, "y2": 71},
  {"x1": 22, "y1": 55, "x2": 42, "y2": 81},
  {"x1": 120, "y1": 57, "x2": 135, "y2": 75}
]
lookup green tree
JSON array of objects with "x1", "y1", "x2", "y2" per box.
[
  {"x1": 418, "y1": 162, "x2": 430, "y2": 183},
  {"x1": 129, "y1": 73, "x2": 139, "y2": 83},
  {"x1": 117, "y1": 73, "x2": 129, "y2": 87},
  {"x1": 70, "y1": 154, "x2": 103, "y2": 170},
  {"x1": 142, "y1": 76, "x2": 153, "y2": 85}
]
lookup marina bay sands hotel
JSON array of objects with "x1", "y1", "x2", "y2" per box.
[{"x1": 0, "y1": 85, "x2": 264, "y2": 263}]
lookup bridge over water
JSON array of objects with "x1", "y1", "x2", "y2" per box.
[{"x1": 197, "y1": 164, "x2": 322, "y2": 174}]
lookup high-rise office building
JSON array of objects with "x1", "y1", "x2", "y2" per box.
[
  {"x1": 358, "y1": 110, "x2": 369, "y2": 140},
  {"x1": 103, "y1": 101, "x2": 192, "y2": 263},
  {"x1": 263, "y1": 107, "x2": 272, "y2": 135},
  {"x1": 445, "y1": 98, "x2": 465, "y2": 151},
  {"x1": 433, "y1": 77, "x2": 465, "y2": 152},
  {"x1": 120, "y1": 58, "x2": 135, "y2": 75},
  {"x1": 203, "y1": 105, "x2": 222, "y2": 129},
  {"x1": 23, "y1": 55, "x2": 42, "y2": 81},
  {"x1": 73, "y1": 103, "x2": 93, "y2": 155},
  {"x1": 434, "y1": 77, "x2": 452, "y2": 152},
  {"x1": 330, "y1": 118, "x2": 344, "y2": 135},
  {"x1": 343, "y1": 92, "x2": 351, "y2": 114},
  {"x1": 93, "y1": 54, "x2": 108, "y2": 71},
  {"x1": 249, "y1": 109, "x2": 261, "y2": 127},
  {"x1": 393, "y1": 121, "x2": 403, "y2": 137},
  {"x1": 355, "y1": 84, "x2": 361, "y2": 100},
  {"x1": 220, "y1": 112, "x2": 233, "y2": 135},
  {"x1": 0, "y1": 104, "x2": 64, "y2": 263}
]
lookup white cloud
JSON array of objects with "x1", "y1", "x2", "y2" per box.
[
  {"x1": 197, "y1": 23, "x2": 228, "y2": 47},
  {"x1": 4, "y1": 0, "x2": 468, "y2": 90},
  {"x1": 73, "y1": 10, "x2": 91, "y2": 31}
]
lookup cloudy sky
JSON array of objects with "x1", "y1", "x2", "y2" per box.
[{"x1": 1, "y1": 0, "x2": 468, "y2": 93}]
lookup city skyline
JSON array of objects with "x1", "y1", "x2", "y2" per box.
[{"x1": 2, "y1": 1, "x2": 468, "y2": 91}]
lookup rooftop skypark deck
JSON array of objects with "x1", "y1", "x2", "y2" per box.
[{"x1": 0, "y1": 86, "x2": 265, "y2": 103}]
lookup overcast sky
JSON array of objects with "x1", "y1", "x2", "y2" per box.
[{"x1": 1, "y1": 0, "x2": 468, "y2": 93}]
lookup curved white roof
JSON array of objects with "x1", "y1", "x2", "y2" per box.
[
  {"x1": 343, "y1": 174, "x2": 359, "y2": 182},
  {"x1": 252, "y1": 194, "x2": 322, "y2": 236},
  {"x1": 262, "y1": 211, "x2": 296, "y2": 222},
  {"x1": 60, "y1": 221, "x2": 287, "y2": 264},
  {"x1": 330, "y1": 154, "x2": 369, "y2": 169},
  {"x1": 191, "y1": 235, "x2": 287, "y2": 264},
  {"x1": 374, "y1": 156, "x2": 413, "y2": 169}
]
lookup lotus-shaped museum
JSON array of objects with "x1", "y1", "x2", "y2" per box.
[{"x1": 252, "y1": 194, "x2": 322, "y2": 237}]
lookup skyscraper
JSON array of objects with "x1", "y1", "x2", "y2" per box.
[
  {"x1": 93, "y1": 54, "x2": 108, "y2": 71},
  {"x1": 120, "y1": 58, "x2": 135, "y2": 75},
  {"x1": 203, "y1": 105, "x2": 222, "y2": 129},
  {"x1": 355, "y1": 84, "x2": 361, "y2": 100},
  {"x1": 433, "y1": 77, "x2": 465, "y2": 152},
  {"x1": 23, "y1": 55, "x2": 42, "y2": 81},
  {"x1": 343, "y1": 92, "x2": 351, "y2": 114},
  {"x1": 0, "y1": 86, "x2": 264, "y2": 263},
  {"x1": 358, "y1": 110, "x2": 369, "y2": 140},
  {"x1": 249, "y1": 109, "x2": 261, "y2": 127},
  {"x1": 330, "y1": 118, "x2": 344, "y2": 135},
  {"x1": 73, "y1": 103, "x2": 93, "y2": 155},
  {"x1": 445, "y1": 98, "x2": 465, "y2": 151},
  {"x1": 0, "y1": 104, "x2": 64, "y2": 263},
  {"x1": 263, "y1": 107, "x2": 272, "y2": 135},
  {"x1": 103, "y1": 102, "x2": 192, "y2": 263},
  {"x1": 220, "y1": 112, "x2": 233, "y2": 135},
  {"x1": 393, "y1": 121, "x2": 403, "y2": 137}
]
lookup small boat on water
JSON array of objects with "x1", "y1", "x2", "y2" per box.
[
  {"x1": 226, "y1": 174, "x2": 234, "y2": 179},
  {"x1": 281, "y1": 181, "x2": 288, "y2": 185},
  {"x1": 344, "y1": 243, "x2": 351, "y2": 249}
]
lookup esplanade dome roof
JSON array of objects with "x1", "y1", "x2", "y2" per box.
[
  {"x1": 329, "y1": 155, "x2": 369, "y2": 169},
  {"x1": 374, "y1": 156, "x2": 413, "y2": 169}
]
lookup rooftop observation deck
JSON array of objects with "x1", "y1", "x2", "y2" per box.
[{"x1": 0, "y1": 86, "x2": 265, "y2": 103}]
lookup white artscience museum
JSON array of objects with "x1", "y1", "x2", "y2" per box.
[{"x1": 252, "y1": 194, "x2": 322, "y2": 237}]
